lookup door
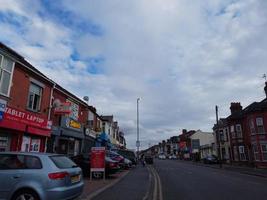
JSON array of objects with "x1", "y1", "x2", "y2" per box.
[{"x1": 21, "y1": 136, "x2": 31, "y2": 152}]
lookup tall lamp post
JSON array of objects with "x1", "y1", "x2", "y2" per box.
[
  {"x1": 137, "y1": 98, "x2": 140, "y2": 160},
  {"x1": 216, "y1": 105, "x2": 222, "y2": 168}
]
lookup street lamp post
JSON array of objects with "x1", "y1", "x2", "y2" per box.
[
  {"x1": 137, "y1": 98, "x2": 140, "y2": 160},
  {"x1": 216, "y1": 105, "x2": 222, "y2": 168}
]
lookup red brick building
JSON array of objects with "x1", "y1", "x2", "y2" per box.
[
  {"x1": 0, "y1": 43, "x2": 53, "y2": 152},
  {"x1": 217, "y1": 83, "x2": 267, "y2": 167}
]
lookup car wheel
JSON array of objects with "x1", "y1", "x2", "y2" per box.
[{"x1": 12, "y1": 189, "x2": 39, "y2": 200}]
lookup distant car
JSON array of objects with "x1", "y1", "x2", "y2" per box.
[
  {"x1": 202, "y1": 155, "x2": 219, "y2": 164},
  {"x1": 144, "y1": 155, "x2": 153, "y2": 164},
  {"x1": 0, "y1": 152, "x2": 84, "y2": 200},
  {"x1": 168, "y1": 155, "x2": 177, "y2": 159},
  {"x1": 106, "y1": 151, "x2": 125, "y2": 169},
  {"x1": 158, "y1": 154, "x2": 166, "y2": 159}
]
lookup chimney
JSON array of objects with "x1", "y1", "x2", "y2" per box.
[
  {"x1": 182, "y1": 129, "x2": 187, "y2": 135},
  {"x1": 264, "y1": 82, "x2": 267, "y2": 98},
  {"x1": 230, "y1": 102, "x2": 242, "y2": 114}
]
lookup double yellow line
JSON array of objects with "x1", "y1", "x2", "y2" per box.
[{"x1": 144, "y1": 165, "x2": 163, "y2": 200}]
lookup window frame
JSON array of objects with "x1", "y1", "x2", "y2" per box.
[
  {"x1": 261, "y1": 144, "x2": 267, "y2": 161},
  {"x1": 27, "y1": 82, "x2": 43, "y2": 112},
  {"x1": 252, "y1": 144, "x2": 260, "y2": 161},
  {"x1": 0, "y1": 54, "x2": 15, "y2": 97},
  {"x1": 236, "y1": 124, "x2": 242, "y2": 138},
  {"x1": 249, "y1": 118, "x2": 256, "y2": 135},
  {"x1": 256, "y1": 117, "x2": 265, "y2": 134},
  {"x1": 239, "y1": 146, "x2": 246, "y2": 161}
]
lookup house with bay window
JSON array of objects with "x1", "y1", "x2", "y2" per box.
[{"x1": 0, "y1": 42, "x2": 53, "y2": 152}]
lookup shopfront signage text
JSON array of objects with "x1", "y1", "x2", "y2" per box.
[
  {"x1": 66, "y1": 118, "x2": 82, "y2": 130},
  {"x1": 3, "y1": 106, "x2": 52, "y2": 130},
  {"x1": 54, "y1": 102, "x2": 71, "y2": 115}
]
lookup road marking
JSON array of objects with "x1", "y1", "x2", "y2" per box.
[
  {"x1": 143, "y1": 166, "x2": 152, "y2": 200},
  {"x1": 154, "y1": 167, "x2": 163, "y2": 200}
]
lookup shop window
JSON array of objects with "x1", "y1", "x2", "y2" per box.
[
  {"x1": 261, "y1": 144, "x2": 267, "y2": 161},
  {"x1": 252, "y1": 144, "x2": 260, "y2": 161},
  {"x1": 0, "y1": 136, "x2": 9, "y2": 152},
  {"x1": 0, "y1": 54, "x2": 14, "y2": 96},
  {"x1": 236, "y1": 124, "x2": 242, "y2": 138},
  {"x1": 239, "y1": 146, "x2": 246, "y2": 161},
  {"x1": 219, "y1": 130, "x2": 224, "y2": 141},
  {"x1": 249, "y1": 118, "x2": 256, "y2": 135},
  {"x1": 27, "y1": 82, "x2": 43, "y2": 112},
  {"x1": 256, "y1": 117, "x2": 265, "y2": 134},
  {"x1": 30, "y1": 138, "x2": 41, "y2": 152}
]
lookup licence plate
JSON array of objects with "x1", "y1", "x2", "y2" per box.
[{"x1": 71, "y1": 175, "x2": 80, "y2": 183}]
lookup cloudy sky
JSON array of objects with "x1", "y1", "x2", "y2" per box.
[{"x1": 0, "y1": 0, "x2": 267, "y2": 149}]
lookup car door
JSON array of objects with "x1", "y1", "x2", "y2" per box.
[{"x1": 0, "y1": 154, "x2": 23, "y2": 199}]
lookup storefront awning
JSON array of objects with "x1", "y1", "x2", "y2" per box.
[
  {"x1": 27, "y1": 126, "x2": 51, "y2": 137},
  {"x1": 0, "y1": 119, "x2": 26, "y2": 132}
]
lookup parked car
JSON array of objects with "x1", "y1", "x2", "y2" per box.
[
  {"x1": 144, "y1": 155, "x2": 153, "y2": 164},
  {"x1": 158, "y1": 154, "x2": 166, "y2": 159},
  {"x1": 0, "y1": 152, "x2": 84, "y2": 200},
  {"x1": 112, "y1": 149, "x2": 137, "y2": 165},
  {"x1": 202, "y1": 155, "x2": 219, "y2": 164},
  {"x1": 71, "y1": 153, "x2": 120, "y2": 178},
  {"x1": 106, "y1": 150, "x2": 125, "y2": 169}
]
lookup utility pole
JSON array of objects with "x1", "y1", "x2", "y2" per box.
[
  {"x1": 216, "y1": 105, "x2": 222, "y2": 168},
  {"x1": 137, "y1": 98, "x2": 140, "y2": 161}
]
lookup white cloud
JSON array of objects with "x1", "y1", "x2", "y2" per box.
[{"x1": 0, "y1": 0, "x2": 267, "y2": 149}]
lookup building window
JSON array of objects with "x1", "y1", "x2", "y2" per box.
[
  {"x1": 252, "y1": 144, "x2": 260, "y2": 161},
  {"x1": 233, "y1": 146, "x2": 239, "y2": 161},
  {"x1": 249, "y1": 118, "x2": 256, "y2": 135},
  {"x1": 256, "y1": 117, "x2": 265, "y2": 134},
  {"x1": 261, "y1": 144, "x2": 267, "y2": 161},
  {"x1": 225, "y1": 128, "x2": 229, "y2": 141},
  {"x1": 0, "y1": 55, "x2": 14, "y2": 96},
  {"x1": 219, "y1": 130, "x2": 224, "y2": 141},
  {"x1": 236, "y1": 124, "x2": 242, "y2": 138},
  {"x1": 239, "y1": 146, "x2": 246, "y2": 161},
  {"x1": 27, "y1": 83, "x2": 42, "y2": 112},
  {"x1": 230, "y1": 125, "x2": 235, "y2": 138}
]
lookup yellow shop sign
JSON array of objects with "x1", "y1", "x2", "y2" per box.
[{"x1": 69, "y1": 120, "x2": 81, "y2": 129}]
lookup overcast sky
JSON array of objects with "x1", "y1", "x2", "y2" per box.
[{"x1": 0, "y1": 0, "x2": 267, "y2": 150}]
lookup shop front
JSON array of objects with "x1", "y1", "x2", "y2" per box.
[
  {"x1": 0, "y1": 104, "x2": 52, "y2": 152},
  {"x1": 51, "y1": 116, "x2": 84, "y2": 156}
]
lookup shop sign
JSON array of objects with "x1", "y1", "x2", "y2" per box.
[
  {"x1": 3, "y1": 106, "x2": 52, "y2": 130},
  {"x1": 66, "y1": 99, "x2": 79, "y2": 120},
  {"x1": 91, "y1": 147, "x2": 105, "y2": 172},
  {"x1": 85, "y1": 128, "x2": 96, "y2": 138},
  {"x1": 66, "y1": 118, "x2": 82, "y2": 130},
  {"x1": 54, "y1": 102, "x2": 72, "y2": 115},
  {"x1": 0, "y1": 99, "x2": 7, "y2": 121}
]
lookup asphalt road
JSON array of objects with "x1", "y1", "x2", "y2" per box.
[
  {"x1": 154, "y1": 159, "x2": 267, "y2": 200},
  {"x1": 92, "y1": 165, "x2": 150, "y2": 200}
]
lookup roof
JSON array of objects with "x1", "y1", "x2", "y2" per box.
[{"x1": 101, "y1": 115, "x2": 114, "y2": 122}]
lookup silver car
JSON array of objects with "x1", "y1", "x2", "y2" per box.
[{"x1": 0, "y1": 152, "x2": 84, "y2": 200}]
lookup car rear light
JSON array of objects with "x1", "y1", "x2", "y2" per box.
[
  {"x1": 109, "y1": 162, "x2": 117, "y2": 168},
  {"x1": 48, "y1": 172, "x2": 69, "y2": 180}
]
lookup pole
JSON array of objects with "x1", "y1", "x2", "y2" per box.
[
  {"x1": 137, "y1": 98, "x2": 140, "y2": 161},
  {"x1": 216, "y1": 105, "x2": 222, "y2": 168}
]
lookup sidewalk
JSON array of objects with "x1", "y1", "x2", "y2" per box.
[
  {"x1": 179, "y1": 159, "x2": 267, "y2": 178},
  {"x1": 76, "y1": 170, "x2": 130, "y2": 200}
]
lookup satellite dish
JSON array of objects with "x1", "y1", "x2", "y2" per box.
[
  {"x1": 83, "y1": 96, "x2": 89, "y2": 102},
  {"x1": 52, "y1": 99, "x2": 61, "y2": 108}
]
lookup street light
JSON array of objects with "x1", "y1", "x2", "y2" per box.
[{"x1": 137, "y1": 98, "x2": 140, "y2": 160}]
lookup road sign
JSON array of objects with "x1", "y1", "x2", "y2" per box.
[
  {"x1": 136, "y1": 141, "x2": 140, "y2": 147},
  {"x1": 91, "y1": 147, "x2": 105, "y2": 172}
]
